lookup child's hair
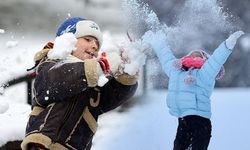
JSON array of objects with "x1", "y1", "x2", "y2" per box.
[
  {"x1": 182, "y1": 49, "x2": 225, "y2": 80},
  {"x1": 187, "y1": 49, "x2": 209, "y2": 60}
]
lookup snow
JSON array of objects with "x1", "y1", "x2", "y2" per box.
[
  {"x1": 2, "y1": 88, "x2": 249, "y2": 149},
  {"x1": 91, "y1": 88, "x2": 250, "y2": 150},
  {"x1": 0, "y1": 29, "x2": 5, "y2": 34},
  {"x1": 0, "y1": 101, "x2": 9, "y2": 114},
  {"x1": 0, "y1": 102, "x2": 30, "y2": 146},
  {"x1": 97, "y1": 75, "x2": 109, "y2": 87},
  {"x1": 119, "y1": 41, "x2": 147, "y2": 76},
  {"x1": 44, "y1": 96, "x2": 49, "y2": 101},
  {"x1": 67, "y1": 13, "x2": 71, "y2": 18},
  {"x1": 123, "y1": 0, "x2": 235, "y2": 51},
  {"x1": 48, "y1": 33, "x2": 77, "y2": 59},
  {"x1": 5, "y1": 40, "x2": 19, "y2": 48},
  {"x1": 0, "y1": 36, "x2": 41, "y2": 86},
  {"x1": 0, "y1": 87, "x2": 4, "y2": 95},
  {"x1": 101, "y1": 33, "x2": 147, "y2": 76}
]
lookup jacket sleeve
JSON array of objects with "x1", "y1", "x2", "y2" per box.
[
  {"x1": 98, "y1": 73, "x2": 138, "y2": 113},
  {"x1": 33, "y1": 59, "x2": 100, "y2": 107},
  {"x1": 198, "y1": 41, "x2": 233, "y2": 81},
  {"x1": 153, "y1": 45, "x2": 176, "y2": 77}
]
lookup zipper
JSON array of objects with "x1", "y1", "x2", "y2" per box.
[{"x1": 56, "y1": 98, "x2": 77, "y2": 141}]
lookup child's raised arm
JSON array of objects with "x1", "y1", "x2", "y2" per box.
[
  {"x1": 199, "y1": 31, "x2": 244, "y2": 81},
  {"x1": 142, "y1": 30, "x2": 176, "y2": 76}
]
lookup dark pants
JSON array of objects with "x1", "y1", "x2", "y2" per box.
[{"x1": 173, "y1": 115, "x2": 212, "y2": 150}]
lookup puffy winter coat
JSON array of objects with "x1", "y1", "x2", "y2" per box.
[
  {"x1": 21, "y1": 46, "x2": 138, "y2": 150},
  {"x1": 154, "y1": 41, "x2": 232, "y2": 119}
]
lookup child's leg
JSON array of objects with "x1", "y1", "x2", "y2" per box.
[
  {"x1": 173, "y1": 115, "x2": 211, "y2": 150},
  {"x1": 186, "y1": 115, "x2": 212, "y2": 150},
  {"x1": 173, "y1": 118, "x2": 192, "y2": 150}
]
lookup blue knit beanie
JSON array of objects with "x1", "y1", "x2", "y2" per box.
[{"x1": 56, "y1": 17, "x2": 103, "y2": 48}]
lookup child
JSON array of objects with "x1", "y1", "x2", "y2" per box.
[
  {"x1": 21, "y1": 17, "x2": 138, "y2": 150},
  {"x1": 142, "y1": 30, "x2": 244, "y2": 150}
]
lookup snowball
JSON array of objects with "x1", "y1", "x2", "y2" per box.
[
  {"x1": 119, "y1": 40, "x2": 147, "y2": 76},
  {"x1": 105, "y1": 52, "x2": 122, "y2": 74},
  {"x1": 48, "y1": 33, "x2": 77, "y2": 59}
]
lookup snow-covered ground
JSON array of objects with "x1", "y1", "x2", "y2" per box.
[
  {"x1": 1, "y1": 87, "x2": 250, "y2": 150},
  {"x1": 92, "y1": 88, "x2": 250, "y2": 150}
]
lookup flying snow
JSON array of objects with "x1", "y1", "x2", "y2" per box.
[
  {"x1": 123, "y1": 0, "x2": 235, "y2": 52},
  {"x1": 47, "y1": 33, "x2": 77, "y2": 59}
]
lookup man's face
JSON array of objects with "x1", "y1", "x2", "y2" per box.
[{"x1": 72, "y1": 36, "x2": 99, "y2": 60}]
